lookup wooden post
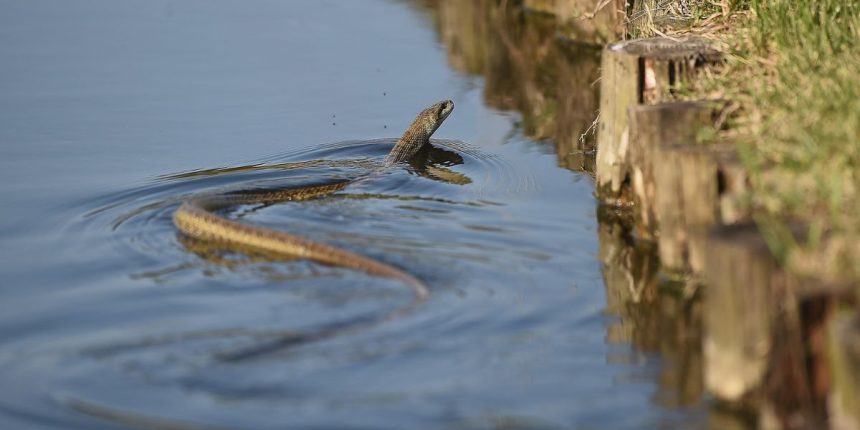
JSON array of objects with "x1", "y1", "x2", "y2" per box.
[
  {"x1": 627, "y1": 101, "x2": 722, "y2": 235},
  {"x1": 759, "y1": 281, "x2": 846, "y2": 429},
  {"x1": 703, "y1": 222, "x2": 780, "y2": 404},
  {"x1": 702, "y1": 223, "x2": 831, "y2": 406},
  {"x1": 595, "y1": 40, "x2": 639, "y2": 203},
  {"x1": 595, "y1": 37, "x2": 721, "y2": 204},
  {"x1": 655, "y1": 141, "x2": 749, "y2": 272}
]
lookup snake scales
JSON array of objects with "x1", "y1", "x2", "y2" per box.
[{"x1": 172, "y1": 100, "x2": 454, "y2": 359}]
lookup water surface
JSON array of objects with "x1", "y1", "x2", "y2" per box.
[{"x1": 0, "y1": 1, "x2": 711, "y2": 428}]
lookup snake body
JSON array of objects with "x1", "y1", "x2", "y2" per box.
[{"x1": 172, "y1": 101, "x2": 453, "y2": 356}]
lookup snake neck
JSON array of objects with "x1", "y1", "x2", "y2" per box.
[{"x1": 384, "y1": 99, "x2": 454, "y2": 165}]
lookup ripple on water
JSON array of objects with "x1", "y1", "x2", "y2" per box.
[{"x1": 18, "y1": 139, "x2": 562, "y2": 428}]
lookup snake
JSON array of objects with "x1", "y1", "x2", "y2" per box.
[{"x1": 171, "y1": 100, "x2": 454, "y2": 359}]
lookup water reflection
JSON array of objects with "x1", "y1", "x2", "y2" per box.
[
  {"x1": 423, "y1": 0, "x2": 718, "y2": 422},
  {"x1": 597, "y1": 206, "x2": 705, "y2": 409},
  {"x1": 422, "y1": 0, "x2": 601, "y2": 172}
]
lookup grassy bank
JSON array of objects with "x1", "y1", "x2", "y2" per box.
[{"x1": 648, "y1": 0, "x2": 860, "y2": 280}]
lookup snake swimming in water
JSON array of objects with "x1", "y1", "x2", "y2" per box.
[{"x1": 172, "y1": 100, "x2": 454, "y2": 359}]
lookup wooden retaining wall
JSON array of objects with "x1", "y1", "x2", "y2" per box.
[
  {"x1": 595, "y1": 37, "x2": 721, "y2": 204},
  {"x1": 590, "y1": 33, "x2": 859, "y2": 430}
]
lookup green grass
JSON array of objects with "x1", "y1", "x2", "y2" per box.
[{"x1": 698, "y1": 0, "x2": 860, "y2": 279}]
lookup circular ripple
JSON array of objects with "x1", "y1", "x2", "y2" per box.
[{"x1": 23, "y1": 139, "x2": 542, "y2": 428}]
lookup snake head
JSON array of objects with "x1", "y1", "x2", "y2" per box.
[
  {"x1": 385, "y1": 100, "x2": 455, "y2": 165},
  {"x1": 421, "y1": 99, "x2": 454, "y2": 136}
]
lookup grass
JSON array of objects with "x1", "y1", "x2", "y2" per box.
[
  {"x1": 747, "y1": 0, "x2": 860, "y2": 280},
  {"x1": 649, "y1": 0, "x2": 860, "y2": 280}
]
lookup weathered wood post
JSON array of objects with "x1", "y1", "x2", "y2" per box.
[
  {"x1": 702, "y1": 223, "x2": 831, "y2": 409},
  {"x1": 595, "y1": 37, "x2": 721, "y2": 204},
  {"x1": 759, "y1": 281, "x2": 849, "y2": 429},
  {"x1": 625, "y1": 100, "x2": 748, "y2": 272},
  {"x1": 703, "y1": 223, "x2": 780, "y2": 404},
  {"x1": 656, "y1": 141, "x2": 748, "y2": 272},
  {"x1": 704, "y1": 220, "x2": 857, "y2": 426},
  {"x1": 627, "y1": 102, "x2": 719, "y2": 232}
]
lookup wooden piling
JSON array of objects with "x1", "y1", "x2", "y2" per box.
[
  {"x1": 595, "y1": 37, "x2": 721, "y2": 204},
  {"x1": 701, "y1": 223, "x2": 845, "y2": 410},
  {"x1": 627, "y1": 102, "x2": 721, "y2": 231},
  {"x1": 760, "y1": 282, "x2": 845, "y2": 429},
  {"x1": 656, "y1": 141, "x2": 748, "y2": 272},
  {"x1": 595, "y1": 41, "x2": 640, "y2": 203},
  {"x1": 703, "y1": 222, "x2": 780, "y2": 404}
]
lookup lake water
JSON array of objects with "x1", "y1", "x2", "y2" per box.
[{"x1": 0, "y1": 1, "x2": 716, "y2": 428}]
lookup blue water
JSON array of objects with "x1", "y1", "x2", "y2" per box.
[{"x1": 0, "y1": 1, "x2": 707, "y2": 428}]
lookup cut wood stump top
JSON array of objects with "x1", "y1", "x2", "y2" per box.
[{"x1": 609, "y1": 36, "x2": 722, "y2": 61}]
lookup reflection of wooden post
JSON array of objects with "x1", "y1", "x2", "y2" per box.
[
  {"x1": 557, "y1": 0, "x2": 627, "y2": 43},
  {"x1": 595, "y1": 37, "x2": 721, "y2": 204},
  {"x1": 555, "y1": 41, "x2": 601, "y2": 159},
  {"x1": 597, "y1": 206, "x2": 661, "y2": 345},
  {"x1": 828, "y1": 312, "x2": 860, "y2": 429},
  {"x1": 524, "y1": 0, "x2": 627, "y2": 43},
  {"x1": 705, "y1": 222, "x2": 852, "y2": 421},
  {"x1": 596, "y1": 206, "x2": 706, "y2": 407},
  {"x1": 703, "y1": 223, "x2": 778, "y2": 404},
  {"x1": 433, "y1": 0, "x2": 491, "y2": 75}
]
